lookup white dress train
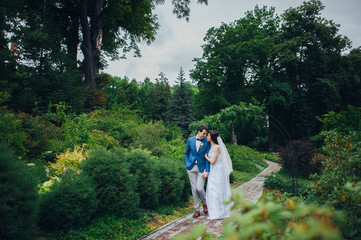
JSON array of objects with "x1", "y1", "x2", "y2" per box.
[{"x1": 206, "y1": 145, "x2": 232, "y2": 220}]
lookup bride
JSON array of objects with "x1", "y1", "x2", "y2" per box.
[{"x1": 204, "y1": 130, "x2": 233, "y2": 220}]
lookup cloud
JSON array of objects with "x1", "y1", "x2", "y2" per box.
[{"x1": 105, "y1": 0, "x2": 361, "y2": 85}]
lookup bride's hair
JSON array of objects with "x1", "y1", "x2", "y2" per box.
[{"x1": 209, "y1": 130, "x2": 219, "y2": 144}]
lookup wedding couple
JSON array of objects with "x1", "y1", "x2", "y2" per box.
[{"x1": 184, "y1": 124, "x2": 233, "y2": 219}]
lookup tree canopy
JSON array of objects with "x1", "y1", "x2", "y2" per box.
[{"x1": 191, "y1": 0, "x2": 360, "y2": 144}]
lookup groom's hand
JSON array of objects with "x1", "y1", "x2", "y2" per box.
[{"x1": 202, "y1": 172, "x2": 209, "y2": 178}]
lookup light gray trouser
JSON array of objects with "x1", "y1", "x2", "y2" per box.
[{"x1": 187, "y1": 164, "x2": 206, "y2": 211}]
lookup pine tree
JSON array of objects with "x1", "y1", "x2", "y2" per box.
[{"x1": 168, "y1": 68, "x2": 194, "y2": 137}]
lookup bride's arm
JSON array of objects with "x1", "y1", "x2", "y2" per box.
[{"x1": 205, "y1": 146, "x2": 219, "y2": 164}]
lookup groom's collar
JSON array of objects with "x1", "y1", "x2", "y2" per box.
[{"x1": 195, "y1": 136, "x2": 204, "y2": 141}]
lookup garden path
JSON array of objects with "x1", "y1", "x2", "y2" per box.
[{"x1": 138, "y1": 160, "x2": 281, "y2": 240}]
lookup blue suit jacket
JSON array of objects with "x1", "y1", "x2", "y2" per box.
[{"x1": 184, "y1": 136, "x2": 210, "y2": 172}]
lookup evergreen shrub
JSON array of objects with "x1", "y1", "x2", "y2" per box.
[
  {"x1": 0, "y1": 143, "x2": 38, "y2": 240},
  {"x1": 157, "y1": 157, "x2": 190, "y2": 205},
  {"x1": 126, "y1": 149, "x2": 161, "y2": 209},
  {"x1": 80, "y1": 148, "x2": 140, "y2": 217},
  {"x1": 38, "y1": 173, "x2": 98, "y2": 230}
]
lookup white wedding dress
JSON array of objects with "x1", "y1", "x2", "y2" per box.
[{"x1": 206, "y1": 145, "x2": 232, "y2": 220}]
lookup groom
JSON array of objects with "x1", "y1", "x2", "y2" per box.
[{"x1": 184, "y1": 124, "x2": 211, "y2": 218}]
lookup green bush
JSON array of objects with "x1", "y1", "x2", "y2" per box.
[
  {"x1": 80, "y1": 149, "x2": 140, "y2": 217},
  {"x1": 157, "y1": 157, "x2": 190, "y2": 205},
  {"x1": 55, "y1": 113, "x2": 95, "y2": 152},
  {"x1": 130, "y1": 121, "x2": 171, "y2": 156},
  {"x1": 0, "y1": 143, "x2": 38, "y2": 240},
  {"x1": 264, "y1": 171, "x2": 312, "y2": 197},
  {"x1": 310, "y1": 131, "x2": 361, "y2": 239},
  {"x1": 0, "y1": 110, "x2": 61, "y2": 158},
  {"x1": 0, "y1": 111, "x2": 27, "y2": 155},
  {"x1": 125, "y1": 149, "x2": 161, "y2": 209},
  {"x1": 261, "y1": 151, "x2": 281, "y2": 163},
  {"x1": 38, "y1": 172, "x2": 98, "y2": 230},
  {"x1": 227, "y1": 144, "x2": 267, "y2": 173},
  {"x1": 162, "y1": 138, "x2": 187, "y2": 161}
]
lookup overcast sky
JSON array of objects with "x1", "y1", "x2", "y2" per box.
[{"x1": 104, "y1": 0, "x2": 361, "y2": 85}]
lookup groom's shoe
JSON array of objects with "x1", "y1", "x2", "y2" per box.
[
  {"x1": 192, "y1": 211, "x2": 201, "y2": 218},
  {"x1": 203, "y1": 204, "x2": 208, "y2": 214}
]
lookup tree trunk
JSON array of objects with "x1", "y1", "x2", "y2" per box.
[
  {"x1": 231, "y1": 123, "x2": 237, "y2": 145},
  {"x1": 79, "y1": 0, "x2": 103, "y2": 94},
  {"x1": 267, "y1": 115, "x2": 273, "y2": 151},
  {"x1": 66, "y1": 13, "x2": 79, "y2": 70}
]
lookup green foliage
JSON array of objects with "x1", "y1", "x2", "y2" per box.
[
  {"x1": 125, "y1": 149, "x2": 161, "y2": 209},
  {"x1": 175, "y1": 192, "x2": 342, "y2": 240},
  {"x1": 264, "y1": 169, "x2": 312, "y2": 197},
  {"x1": 190, "y1": 103, "x2": 268, "y2": 148},
  {"x1": 81, "y1": 148, "x2": 140, "y2": 217},
  {"x1": 279, "y1": 140, "x2": 316, "y2": 177},
  {"x1": 138, "y1": 75, "x2": 171, "y2": 122},
  {"x1": 53, "y1": 113, "x2": 95, "y2": 152},
  {"x1": 47, "y1": 145, "x2": 89, "y2": 178},
  {"x1": 0, "y1": 110, "x2": 27, "y2": 155},
  {"x1": 168, "y1": 68, "x2": 195, "y2": 137},
  {"x1": 310, "y1": 130, "x2": 361, "y2": 239},
  {"x1": 162, "y1": 137, "x2": 187, "y2": 162},
  {"x1": 191, "y1": 0, "x2": 359, "y2": 144},
  {"x1": 227, "y1": 144, "x2": 268, "y2": 173},
  {"x1": 87, "y1": 105, "x2": 143, "y2": 148},
  {"x1": 261, "y1": 151, "x2": 281, "y2": 163},
  {"x1": 17, "y1": 112, "x2": 62, "y2": 158},
  {"x1": 191, "y1": 5, "x2": 281, "y2": 116},
  {"x1": 317, "y1": 105, "x2": 361, "y2": 140},
  {"x1": 0, "y1": 142, "x2": 38, "y2": 240},
  {"x1": 104, "y1": 76, "x2": 140, "y2": 109},
  {"x1": 130, "y1": 121, "x2": 171, "y2": 156},
  {"x1": 85, "y1": 89, "x2": 109, "y2": 109},
  {"x1": 38, "y1": 172, "x2": 98, "y2": 230},
  {"x1": 157, "y1": 156, "x2": 191, "y2": 205},
  {"x1": 42, "y1": 215, "x2": 152, "y2": 240},
  {"x1": 0, "y1": 110, "x2": 62, "y2": 157}
]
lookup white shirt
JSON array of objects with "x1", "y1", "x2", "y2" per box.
[{"x1": 196, "y1": 137, "x2": 202, "y2": 152}]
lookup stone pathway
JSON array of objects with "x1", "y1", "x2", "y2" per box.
[{"x1": 138, "y1": 160, "x2": 281, "y2": 240}]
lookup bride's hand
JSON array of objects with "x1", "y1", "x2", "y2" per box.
[{"x1": 204, "y1": 153, "x2": 208, "y2": 159}]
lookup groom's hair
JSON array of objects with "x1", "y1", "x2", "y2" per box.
[{"x1": 197, "y1": 124, "x2": 208, "y2": 133}]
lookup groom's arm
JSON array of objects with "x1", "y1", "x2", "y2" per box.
[{"x1": 184, "y1": 138, "x2": 191, "y2": 164}]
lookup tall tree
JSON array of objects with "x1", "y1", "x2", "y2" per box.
[
  {"x1": 168, "y1": 68, "x2": 194, "y2": 136},
  {"x1": 191, "y1": 1, "x2": 357, "y2": 144},
  {"x1": 139, "y1": 73, "x2": 171, "y2": 121},
  {"x1": 13, "y1": 0, "x2": 208, "y2": 99},
  {"x1": 190, "y1": 5, "x2": 280, "y2": 116},
  {"x1": 105, "y1": 76, "x2": 139, "y2": 109},
  {"x1": 277, "y1": 0, "x2": 350, "y2": 138}
]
